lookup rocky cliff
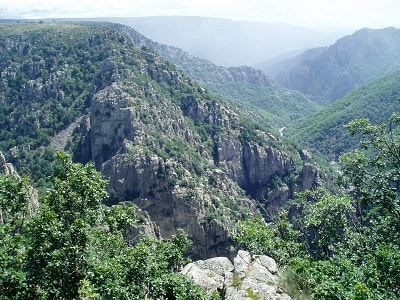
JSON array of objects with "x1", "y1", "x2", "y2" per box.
[
  {"x1": 74, "y1": 40, "x2": 321, "y2": 257},
  {"x1": 0, "y1": 22, "x2": 321, "y2": 259}
]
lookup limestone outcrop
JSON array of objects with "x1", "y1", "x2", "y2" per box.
[
  {"x1": 78, "y1": 80, "x2": 255, "y2": 259},
  {"x1": 0, "y1": 151, "x2": 19, "y2": 178},
  {"x1": 182, "y1": 250, "x2": 292, "y2": 300}
]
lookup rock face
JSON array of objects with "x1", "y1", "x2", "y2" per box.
[
  {"x1": 71, "y1": 31, "x2": 322, "y2": 259},
  {"x1": 79, "y1": 72, "x2": 320, "y2": 257},
  {"x1": 182, "y1": 250, "x2": 292, "y2": 300},
  {"x1": 216, "y1": 66, "x2": 274, "y2": 87},
  {"x1": 0, "y1": 152, "x2": 19, "y2": 178},
  {"x1": 83, "y1": 88, "x2": 254, "y2": 258}
]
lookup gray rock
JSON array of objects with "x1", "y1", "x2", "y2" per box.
[
  {"x1": 234, "y1": 250, "x2": 252, "y2": 274},
  {"x1": 256, "y1": 254, "x2": 278, "y2": 274},
  {"x1": 0, "y1": 152, "x2": 19, "y2": 178},
  {"x1": 182, "y1": 250, "x2": 292, "y2": 300},
  {"x1": 182, "y1": 262, "x2": 225, "y2": 294},
  {"x1": 195, "y1": 256, "x2": 234, "y2": 276}
]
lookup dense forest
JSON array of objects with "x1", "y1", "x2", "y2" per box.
[{"x1": 0, "y1": 21, "x2": 399, "y2": 299}]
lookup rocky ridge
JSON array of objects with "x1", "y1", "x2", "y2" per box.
[
  {"x1": 0, "y1": 22, "x2": 321, "y2": 259},
  {"x1": 74, "y1": 41, "x2": 321, "y2": 257}
]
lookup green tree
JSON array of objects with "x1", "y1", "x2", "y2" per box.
[
  {"x1": 0, "y1": 174, "x2": 31, "y2": 298},
  {"x1": 24, "y1": 152, "x2": 109, "y2": 299},
  {"x1": 304, "y1": 195, "x2": 353, "y2": 258},
  {"x1": 0, "y1": 153, "x2": 213, "y2": 299},
  {"x1": 235, "y1": 213, "x2": 304, "y2": 265}
]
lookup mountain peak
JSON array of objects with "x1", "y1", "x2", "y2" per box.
[{"x1": 270, "y1": 27, "x2": 400, "y2": 104}]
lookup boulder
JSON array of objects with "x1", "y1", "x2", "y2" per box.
[{"x1": 182, "y1": 250, "x2": 292, "y2": 300}]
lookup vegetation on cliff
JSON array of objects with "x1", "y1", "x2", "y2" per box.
[
  {"x1": 3, "y1": 19, "x2": 400, "y2": 299},
  {"x1": 0, "y1": 22, "x2": 121, "y2": 184},
  {"x1": 0, "y1": 21, "x2": 319, "y2": 262}
]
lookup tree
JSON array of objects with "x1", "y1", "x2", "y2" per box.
[
  {"x1": 234, "y1": 213, "x2": 304, "y2": 265},
  {"x1": 304, "y1": 195, "x2": 353, "y2": 258},
  {"x1": 23, "y1": 152, "x2": 109, "y2": 299},
  {"x1": 0, "y1": 152, "x2": 213, "y2": 299},
  {"x1": 0, "y1": 174, "x2": 31, "y2": 298}
]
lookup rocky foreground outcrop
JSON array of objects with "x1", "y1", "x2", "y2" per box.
[{"x1": 182, "y1": 250, "x2": 292, "y2": 300}]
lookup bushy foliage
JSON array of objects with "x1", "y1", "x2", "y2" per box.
[{"x1": 0, "y1": 153, "x2": 212, "y2": 299}]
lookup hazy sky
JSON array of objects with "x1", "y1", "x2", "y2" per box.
[{"x1": 1, "y1": 0, "x2": 399, "y2": 29}]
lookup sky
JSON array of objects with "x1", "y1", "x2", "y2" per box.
[{"x1": 0, "y1": 0, "x2": 399, "y2": 30}]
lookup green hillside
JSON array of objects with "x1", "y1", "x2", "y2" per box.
[
  {"x1": 286, "y1": 71, "x2": 400, "y2": 159},
  {"x1": 0, "y1": 20, "x2": 318, "y2": 257}
]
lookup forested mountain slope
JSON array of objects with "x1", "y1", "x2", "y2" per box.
[
  {"x1": 2, "y1": 21, "x2": 400, "y2": 300},
  {"x1": 286, "y1": 71, "x2": 400, "y2": 159},
  {"x1": 116, "y1": 24, "x2": 320, "y2": 128},
  {"x1": 0, "y1": 21, "x2": 320, "y2": 259},
  {"x1": 270, "y1": 27, "x2": 400, "y2": 105}
]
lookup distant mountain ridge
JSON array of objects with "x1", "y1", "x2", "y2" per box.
[
  {"x1": 268, "y1": 27, "x2": 400, "y2": 105},
  {"x1": 258, "y1": 47, "x2": 326, "y2": 78},
  {"x1": 286, "y1": 71, "x2": 400, "y2": 159},
  {"x1": 105, "y1": 16, "x2": 347, "y2": 67}
]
